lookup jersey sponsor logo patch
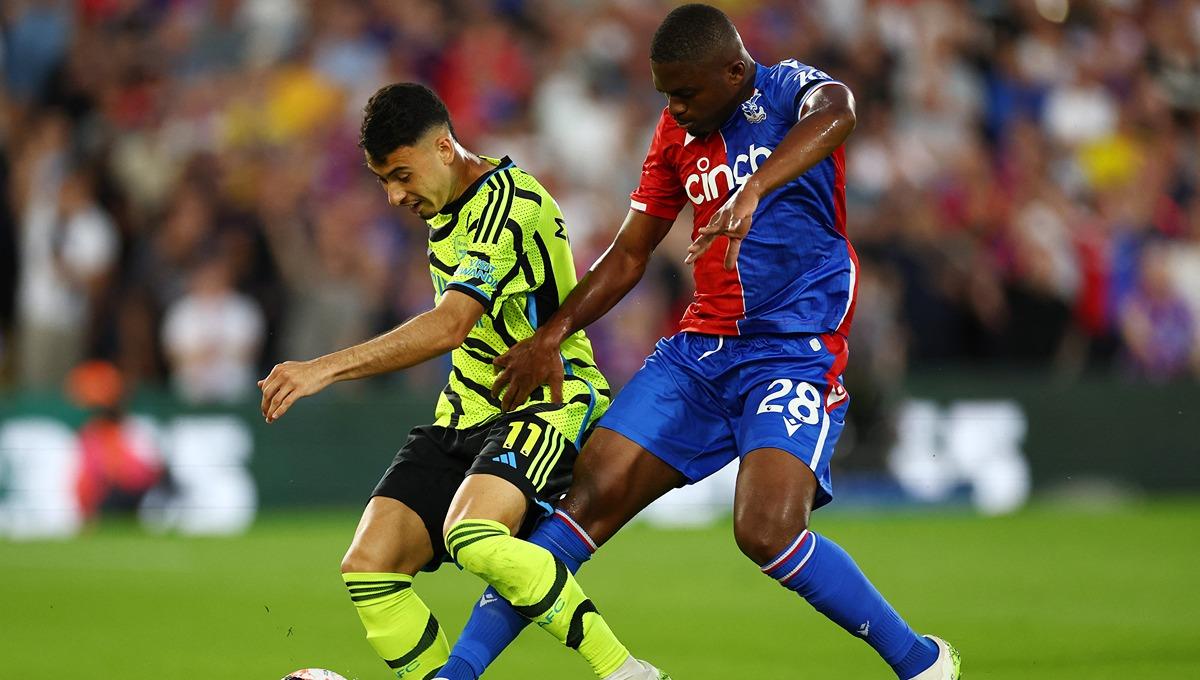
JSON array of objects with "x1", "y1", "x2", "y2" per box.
[
  {"x1": 684, "y1": 146, "x2": 774, "y2": 205},
  {"x1": 741, "y1": 89, "x2": 767, "y2": 124},
  {"x1": 456, "y1": 256, "x2": 498, "y2": 286}
]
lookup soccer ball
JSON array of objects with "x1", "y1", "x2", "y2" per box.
[{"x1": 282, "y1": 670, "x2": 349, "y2": 680}]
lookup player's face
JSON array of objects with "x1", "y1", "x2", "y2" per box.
[
  {"x1": 366, "y1": 129, "x2": 455, "y2": 219},
  {"x1": 652, "y1": 57, "x2": 749, "y2": 137}
]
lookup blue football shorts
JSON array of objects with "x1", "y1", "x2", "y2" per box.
[{"x1": 598, "y1": 331, "x2": 850, "y2": 509}]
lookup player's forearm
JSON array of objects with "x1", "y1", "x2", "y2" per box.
[
  {"x1": 744, "y1": 99, "x2": 855, "y2": 200},
  {"x1": 538, "y1": 246, "x2": 647, "y2": 346},
  {"x1": 316, "y1": 309, "x2": 458, "y2": 383}
]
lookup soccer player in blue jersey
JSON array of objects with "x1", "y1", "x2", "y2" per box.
[{"x1": 433, "y1": 4, "x2": 960, "y2": 680}]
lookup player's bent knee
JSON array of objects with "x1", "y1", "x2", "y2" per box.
[
  {"x1": 340, "y1": 540, "x2": 425, "y2": 574},
  {"x1": 444, "y1": 518, "x2": 509, "y2": 574},
  {"x1": 734, "y1": 528, "x2": 781, "y2": 565},
  {"x1": 340, "y1": 544, "x2": 393, "y2": 574},
  {"x1": 560, "y1": 461, "x2": 644, "y2": 545},
  {"x1": 442, "y1": 474, "x2": 528, "y2": 540},
  {"x1": 339, "y1": 549, "x2": 378, "y2": 574},
  {"x1": 561, "y1": 482, "x2": 621, "y2": 545},
  {"x1": 733, "y1": 513, "x2": 810, "y2": 566}
]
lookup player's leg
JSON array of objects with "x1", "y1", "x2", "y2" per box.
[
  {"x1": 559, "y1": 427, "x2": 689, "y2": 545},
  {"x1": 338, "y1": 426, "x2": 468, "y2": 679},
  {"x1": 565, "y1": 333, "x2": 735, "y2": 544},
  {"x1": 342, "y1": 497, "x2": 435, "y2": 575},
  {"x1": 443, "y1": 333, "x2": 729, "y2": 680},
  {"x1": 732, "y1": 334, "x2": 953, "y2": 679},
  {"x1": 441, "y1": 417, "x2": 669, "y2": 679},
  {"x1": 443, "y1": 474, "x2": 630, "y2": 678},
  {"x1": 734, "y1": 449, "x2": 942, "y2": 678},
  {"x1": 446, "y1": 472, "x2": 657, "y2": 676},
  {"x1": 340, "y1": 498, "x2": 451, "y2": 679},
  {"x1": 439, "y1": 428, "x2": 683, "y2": 680}
]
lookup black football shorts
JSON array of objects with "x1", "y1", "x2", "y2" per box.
[{"x1": 371, "y1": 410, "x2": 581, "y2": 570}]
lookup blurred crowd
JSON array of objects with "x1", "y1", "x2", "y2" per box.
[{"x1": 2, "y1": 0, "x2": 1199, "y2": 407}]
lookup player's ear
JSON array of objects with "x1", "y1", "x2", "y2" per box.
[
  {"x1": 433, "y1": 129, "x2": 455, "y2": 166},
  {"x1": 728, "y1": 58, "x2": 748, "y2": 85}
]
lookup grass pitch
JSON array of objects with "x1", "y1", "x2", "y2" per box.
[{"x1": 2, "y1": 500, "x2": 1198, "y2": 679}]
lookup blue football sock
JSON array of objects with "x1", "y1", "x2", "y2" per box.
[
  {"x1": 439, "y1": 510, "x2": 597, "y2": 680},
  {"x1": 761, "y1": 530, "x2": 939, "y2": 679}
]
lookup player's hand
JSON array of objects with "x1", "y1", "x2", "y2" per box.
[
  {"x1": 258, "y1": 359, "x2": 333, "y2": 423},
  {"x1": 492, "y1": 334, "x2": 564, "y2": 412},
  {"x1": 685, "y1": 184, "x2": 759, "y2": 270}
]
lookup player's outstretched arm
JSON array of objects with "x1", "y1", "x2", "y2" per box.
[
  {"x1": 688, "y1": 83, "x2": 857, "y2": 269},
  {"x1": 259, "y1": 291, "x2": 484, "y2": 422},
  {"x1": 492, "y1": 209, "x2": 674, "y2": 411}
]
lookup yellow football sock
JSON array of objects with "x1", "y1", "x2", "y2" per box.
[
  {"x1": 446, "y1": 519, "x2": 629, "y2": 677},
  {"x1": 342, "y1": 572, "x2": 449, "y2": 679}
]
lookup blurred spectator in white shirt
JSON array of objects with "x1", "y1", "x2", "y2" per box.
[
  {"x1": 162, "y1": 252, "x2": 264, "y2": 404},
  {"x1": 15, "y1": 116, "x2": 118, "y2": 388}
]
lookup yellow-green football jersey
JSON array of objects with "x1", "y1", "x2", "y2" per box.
[{"x1": 427, "y1": 156, "x2": 610, "y2": 443}]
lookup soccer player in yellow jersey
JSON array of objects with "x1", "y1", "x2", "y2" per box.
[{"x1": 259, "y1": 83, "x2": 669, "y2": 680}]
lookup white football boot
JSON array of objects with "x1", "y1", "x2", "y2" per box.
[
  {"x1": 639, "y1": 660, "x2": 673, "y2": 680},
  {"x1": 907, "y1": 635, "x2": 961, "y2": 680},
  {"x1": 603, "y1": 656, "x2": 673, "y2": 680}
]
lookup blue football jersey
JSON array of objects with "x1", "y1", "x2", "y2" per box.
[{"x1": 630, "y1": 60, "x2": 858, "y2": 337}]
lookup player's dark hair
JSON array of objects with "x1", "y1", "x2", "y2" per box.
[
  {"x1": 359, "y1": 83, "x2": 456, "y2": 163},
  {"x1": 650, "y1": 3, "x2": 739, "y2": 63}
]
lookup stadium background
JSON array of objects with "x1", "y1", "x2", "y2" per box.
[{"x1": 0, "y1": 0, "x2": 1198, "y2": 677}]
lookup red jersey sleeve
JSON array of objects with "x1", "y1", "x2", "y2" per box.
[{"x1": 629, "y1": 110, "x2": 687, "y2": 220}]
